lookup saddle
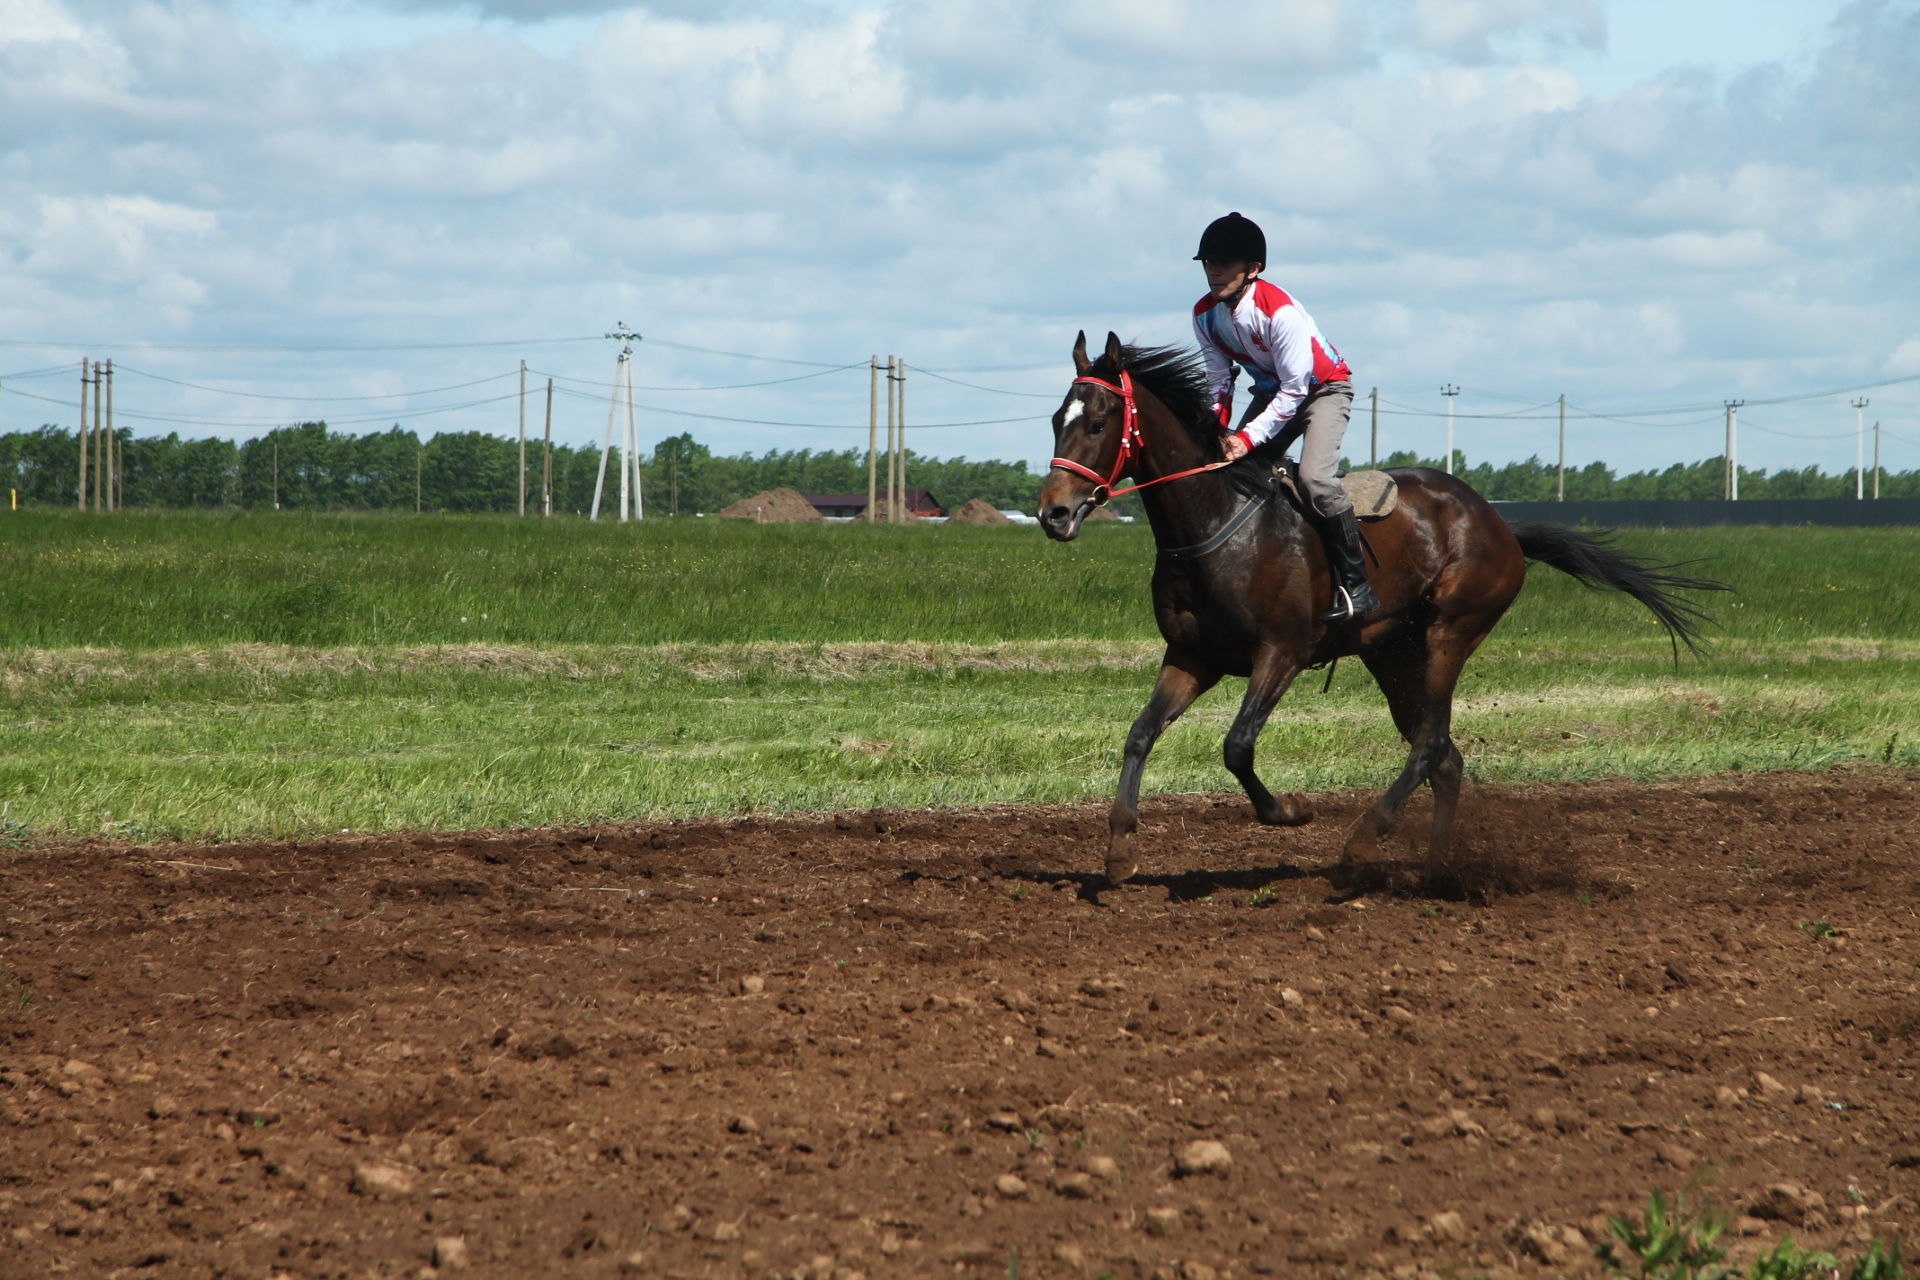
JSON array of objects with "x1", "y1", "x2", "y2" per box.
[{"x1": 1238, "y1": 459, "x2": 1399, "y2": 520}]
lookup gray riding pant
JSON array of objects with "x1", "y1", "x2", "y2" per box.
[{"x1": 1241, "y1": 380, "x2": 1355, "y2": 519}]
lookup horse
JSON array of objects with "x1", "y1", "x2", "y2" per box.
[{"x1": 1038, "y1": 331, "x2": 1725, "y2": 888}]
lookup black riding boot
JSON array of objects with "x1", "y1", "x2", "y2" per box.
[{"x1": 1317, "y1": 507, "x2": 1380, "y2": 623}]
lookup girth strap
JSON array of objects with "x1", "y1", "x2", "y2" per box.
[{"x1": 1156, "y1": 489, "x2": 1270, "y2": 562}]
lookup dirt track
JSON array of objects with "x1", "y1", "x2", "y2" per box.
[{"x1": 3, "y1": 768, "x2": 1918, "y2": 1280}]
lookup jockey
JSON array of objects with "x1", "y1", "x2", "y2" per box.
[{"x1": 1191, "y1": 211, "x2": 1379, "y2": 622}]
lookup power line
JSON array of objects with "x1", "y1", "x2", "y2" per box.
[
  {"x1": 0, "y1": 335, "x2": 603, "y2": 353},
  {"x1": 639, "y1": 338, "x2": 854, "y2": 369},
  {"x1": 905, "y1": 363, "x2": 1058, "y2": 399},
  {"x1": 528, "y1": 361, "x2": 867, "y2": 393},
  {"x1": 113, "y1": 364, "x2": 522, "y2": 402},
  {"x1": 547, "y1": 382, "x2": 1035, "y2": 431}
]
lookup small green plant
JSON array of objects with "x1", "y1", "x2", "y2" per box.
[
  {"x1": 1025, "y1": 1128, "x2": 1046, "y2": 1151},
  {"x1": 1, "y1": 963, "x2": 35, "y2": 1015},
  {"x1": 0, "y1": 807, "x2": 31, "y2": 849},
  {"x1": 1596, "y1": 1190, "x2": 1727, "y2": 1279},
  {"x1": 1249, "y1": 886, "x2": 1276, "y2": 907},
  {"x1": 1596, "y1": 1191, "x2": 1906, "y2": 1280},
  {"x1": 1799, "y1": 920, "x2": 1838, "y2": 940}
]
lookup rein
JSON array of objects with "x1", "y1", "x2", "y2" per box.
[{"x1": 1050, "y1": 371, "x2": 1228, "y2": 504}]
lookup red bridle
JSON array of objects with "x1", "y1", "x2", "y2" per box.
[{"x1": 1048, "y1": 370, "x2": 1227, "y2": 504}]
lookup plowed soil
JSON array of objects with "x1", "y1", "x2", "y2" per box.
[{"x1": 3, "y1": 768, "x2": 1918, "y2": 1280}]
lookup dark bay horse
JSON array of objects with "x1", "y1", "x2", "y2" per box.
[{"x1": 1039, "y1": 332, "x2": 1724, "y2": 887}]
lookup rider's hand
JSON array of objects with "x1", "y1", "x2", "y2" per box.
[{"x1": 1221, "y1": 434, "x2": 1250, "y2": 462}]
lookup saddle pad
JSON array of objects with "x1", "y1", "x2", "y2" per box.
[
  {"x1": 1274, "y1": 468, "x2": 1399, "y2": 520},
  {"x1": 1342, "y1": 469, "x2": 1398, "y2": 520}
]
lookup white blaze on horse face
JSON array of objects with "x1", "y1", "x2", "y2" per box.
[{"x1": 1061, "y1": 398, "x2": 1086, "y2": 429}]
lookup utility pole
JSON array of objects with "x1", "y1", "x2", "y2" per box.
[
  {"x1": 1368, "y1": 386, "x2": 1378, "y2": 466},
  {"x1": 885, "y1": 356, "x2": 901, "y2": 523},
  {"x1": 1723, "y1": 400, "x2": 1744, "y2": 500},
  {"x1": 542, "y1": 378, "x2": 554, "y2": 517},
  {"x1": 104, "y1": 359, "x2": 115, "y2": 511},
  {"x1": 1872, "y1": 420, "x2": 1881, "y2": 499},
  {"x1": 1556, "y1": 393, "x2": 1566, "y2": 502},
  {"x1": 1440, "y1": 384, "x2": 1459, "y2": 475},
  {"x1": 77, "y1": 360, "x2": 90, "y2": 511},
  {"x1": 867, "y1": 356, "x2": 879, "y2": 522},
  {"x1": 1851, "y1": 397, "x2": 1869, "y2": 500},
  {"x1": 93, "y1": 360, "x2": 108, "y2": 510},
  {"x1": 896, "y1": 358, "x2": 907, "y2": 521},
  {"x1": 518, "y1": 359, "x2": 527, "y2": 516},
  {"x1": 592, "y1": 322, "x2": 643, "y2": 522}
]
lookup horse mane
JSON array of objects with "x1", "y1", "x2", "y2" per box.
[{"x1": 1088, "y1": 343, "x2": 1219, "y2": 445}]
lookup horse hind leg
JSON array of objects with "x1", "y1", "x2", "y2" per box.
[
  {"x1": 1346, "y1": 632, "x2": 1471, "y2": 866},
  {"x1": 1427, "y1": 739, "x2": 1465, "y2": 864}
]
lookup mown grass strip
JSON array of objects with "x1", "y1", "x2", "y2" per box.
[
  {"x1": 5, "y1": 512, "x2": 1916, "y2": 840},
  {"x1": 3, "y1": 640, "x2": 1914, "y2": 842}
]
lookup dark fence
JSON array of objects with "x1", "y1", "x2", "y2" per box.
[{"x1": 1489, "y1": 498, "x2": 1920, "y2": 528}]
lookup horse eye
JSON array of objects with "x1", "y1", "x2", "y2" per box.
[{"x1": 1063, "y1": 399, "x2": 1103, "y2": 434}]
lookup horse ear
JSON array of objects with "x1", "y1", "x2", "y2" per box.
[
  {"x1": 1072, "y1": 330, "x2": 1090, "y2": 375},
  {"x1": 1104, "y1": 331, "x2": 1124, "y2": 369}
]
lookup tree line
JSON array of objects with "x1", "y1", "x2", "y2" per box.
[
  {"x1": 2, "y1": 421, "x2": 1915, "y2": 513},
  {"x1": 0, "y1": 424, "x2": 1042, "y2": 514}
]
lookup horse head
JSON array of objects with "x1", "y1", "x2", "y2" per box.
[{"x1": 1038, "y1": 330, "x2": 1132, "y2": 541}]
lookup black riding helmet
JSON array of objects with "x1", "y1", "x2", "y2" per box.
[{"x1": 1194, "y1": 212, "x2": 1266, "y2": 265}]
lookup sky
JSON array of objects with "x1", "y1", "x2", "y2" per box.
[{"x1": 2, "y1": 0, "x2": 1917, "y2": 481}]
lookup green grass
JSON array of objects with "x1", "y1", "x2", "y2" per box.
[
  {"x1": 1597, "y1": 1191, "x2": 1904, "y2": 1279},
  {"x1": 3, "y1": 510, "x2": 1917, "y2": 840}
]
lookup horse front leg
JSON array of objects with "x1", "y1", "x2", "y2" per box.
[
  {"x1": 1107, "y1": 653, "x2": 1218, "y2": 886},
  {"x1": 1223, "y1": 648, "x2": 1314, "y2": 829}
]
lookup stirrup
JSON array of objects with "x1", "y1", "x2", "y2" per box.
[{"x1": 1319, "y1": 584, "x2": 1374, "y2": 624}]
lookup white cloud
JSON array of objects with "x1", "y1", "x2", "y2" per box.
[{"x1": 1, "y1": 0, "x2": 1915, "y2": 479}]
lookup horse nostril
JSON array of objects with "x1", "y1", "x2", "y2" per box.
[{"x1": 1044, "y1": 505, "x2": 1071, "y2": 524}]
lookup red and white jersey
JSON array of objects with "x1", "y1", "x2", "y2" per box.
[{"x1": 1192, "y1": 278, "x2": 1352, "y2": 449}]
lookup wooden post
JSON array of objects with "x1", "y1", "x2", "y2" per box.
[
  {"x1": 77, "y1": 360, "x2": 90, "y2": 510},
  {"x1": 518, "y1": 359, "x2": 527, "y2": 516},
  {"x1": 885, "y1": 357, "x2": 900, "y2": 523},
  {"x1": 626, "y1": 354, "x2": 642, "y2": 521},
  {"x1": 273, "y1": 442, "x2": 280, "y2": 510},
  {"x1": 896, "y1": 359, "x2": 907, "y2": 522},
  {"x1": 1557, "y1": 393, "x2": 1566, "y2": 502},
  {"x1": 542, "y1": 378, "x2": 554, "y2": 517},
  {"x1": 104, "y1": 359, "x2": 115, "y2": 511},
  {"x1": 92, "y1": 361, "x2": 105, "y2": 511},
  {"x1": 867, "y1": 356, "x2": 878, "y2": 522},
  {"x1": 1368, "y1": 385, "x2": 1378, "y2": 467},
  {"x1": 415, "y1": 446, "x2": 422, "y2": 513}
]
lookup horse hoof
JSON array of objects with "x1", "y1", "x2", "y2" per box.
[
  {"x1": 1104, "y1": 856, "x2": 1139, "y2": 887},
  {"x1": 1262, "y1": 796, "x2": 1314, "y2": 827},
  {"x1": 1339, "y1": 833, "x2": 1379, "y2": 865}
]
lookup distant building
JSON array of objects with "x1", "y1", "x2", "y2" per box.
[{"x1": 805, "y1": 489, "x2": 944, "y2": 519}]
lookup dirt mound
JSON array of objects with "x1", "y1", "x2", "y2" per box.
[
  {"x1": 715, "y1": 487, "x2": 821, "y2": 522},
  {"x1": 948, "y1": 497, "x2": 1013, "y2": 525},
  {"x1": 1085, "y1": 503, "x2": 1121, "y2": 520},
  {"x1": 4, "y1": 767, "x2": 1917, "y2": 1278}
]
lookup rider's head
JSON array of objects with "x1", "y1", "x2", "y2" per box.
[{"x1": 1195, "y1": 212, "x2": 1265, "y2": 306}]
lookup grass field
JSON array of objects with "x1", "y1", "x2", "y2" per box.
[{"x1": 4, "y1": 509, "x2": 1916, "y2": 840}]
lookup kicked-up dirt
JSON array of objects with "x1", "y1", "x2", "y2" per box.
[{"x1": 2, "y1": 767, "x2": 1917, "y2": 1280}]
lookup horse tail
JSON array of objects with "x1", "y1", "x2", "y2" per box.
[{"x1": 1507, "y1": 521, "x2": 1729, "y2": 658}]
